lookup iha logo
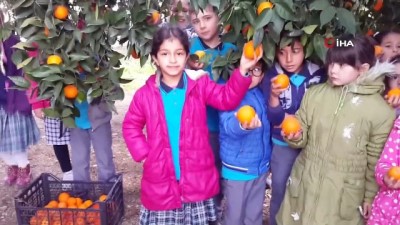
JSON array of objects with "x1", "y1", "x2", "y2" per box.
[{"x1": 324, "y1": 37, "x2": 354, "y2": 48}]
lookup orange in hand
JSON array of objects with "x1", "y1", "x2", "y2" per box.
[
  {"x1": 243, "y1": 40, "x2": 263, "y2": 60},
  {"x1": 388, "y1": 166, "x2": 400, "y2": 180},
  {"x1": 274, "y1": 74, "x2": 290, "y2": 89},
  {"x1": 237, "y1": 105, "x2": 256, "y2": 124},
  {"x1": 281, "y1": 116, "x2": 301, "y2": 135},
  {"x1": 387, "y1": 88, "x2": 400, "y2": 98}
]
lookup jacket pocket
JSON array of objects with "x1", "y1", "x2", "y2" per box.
[
  {"x1": 339, "y1": 180, "x2": 364, "y2": 220},
  {"x1": 143, "y1": 161, "x2": 169, "y2": 183}
]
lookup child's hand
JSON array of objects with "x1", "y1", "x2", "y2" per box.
[
  {"x1": 359, "y1": 202, "x2": 371, "y2": 219},
  {"x1": 33, "y1": 109, "x2": 44, "y2": 119},
  {"x1": 270, "y1": 76, "x2": 289, "y2": 98},
  {"x1": 187, "y1": 59, "x2": 205, "y2": 70},
  {"x1": 238, "y1": 114, "x2": 262, "y2": 130},
  {"x1": 281, "y1": 129, "x2": 302, "y2": 141},
  {"x1": 383, "y1": 173, "x2": 400, "y2": 189},
  {"x1": 239, "y1": 48, "x2": 264, "y2": 76},
  {"x1": 385, "y1": 94, "x2": 400, "y2": 108}
]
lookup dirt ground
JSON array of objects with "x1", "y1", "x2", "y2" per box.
[{"x1": 0, "y1": 91, "x2": 272, "y2": 225}]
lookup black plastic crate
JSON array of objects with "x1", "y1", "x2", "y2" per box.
[{"x1": 15, "y1": 173, "x2": 124, "y2": 225}]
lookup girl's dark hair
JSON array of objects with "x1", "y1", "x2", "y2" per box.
[
  {"x1": 325, "y1": 35, "x2": 376, "y2": 69},
  {"x1": 151, "y1": 25, "x2": 190, "y2": 56},
  {"x1": 374, "y1": 26, "x2": 400, "y2": 44}
]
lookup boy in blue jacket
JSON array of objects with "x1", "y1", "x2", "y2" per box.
[{"x1": 219, "y1": 60, "x2": 272, "y2": 225}]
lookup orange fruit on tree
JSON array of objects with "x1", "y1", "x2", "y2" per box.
[
  {"x1": 152, "y1": 11, "x2": 161, "y2": 24},
  {"x1": 387, "y1": 88, "x2": 400, "y2": 98},
  {"x1": 373, "y1": 0, "x2": 383, "y2": 11},
  {"x1": 58, "y1": 192, "x2": 70, "y2": 203},
  {"x1": 53, "y1": 5, "x2": 69, "y2": 20},
  {"x1": 281, "y1": 116, "x2": 301, "y2": 135},
  {"x1": 388, "y1": 166, "x2": 400, "y2": 180},
  {"x1": 223, "y1": 24, "x2": 232, "y2": 33},
  {"x1": 243, "y1": 40, "x2": 262, "y2": 60},
  {"x1": 44, "y1": 27, "x2": 50, "y2": 37},
  {"x1": 63, "y1": 85, "x2": 79, "y2": 99},
  {"x1": 242, "y1": 24, "x2": 251, "y2": 36},
  {"x1": 99, "y1": 194, "x2": 107, "y2": 202},
  {"x1": 375, "y1": 45, "x2": 383, "y2": 56},
  {"x1": 47, "y1": 55, "x2": 63, "y2": 65},
  {"x1": 257, "y1": 1, "x2": 274, "y2": 15},
  {"x1": 274, "y1": 74, "x2": 290, "y2": 89},
  {"x1": 236, "y1": 105, "x2": 256, "y2": 124},
  {"x1": 131, "y1": 50, "x2": 140, "y2": 59},
  {"x1": 366, "y1": 29, "x2": 374, "y2": 37}
]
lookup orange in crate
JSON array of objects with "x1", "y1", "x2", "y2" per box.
[
  {"x1": 58, "y1": 192, "x2": 70, "y2": 203},
  {"x1": 99, "y1": 194, "x2": 107, "y2": 202}
]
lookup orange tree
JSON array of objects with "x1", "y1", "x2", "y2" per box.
[{"x1": 2, "y1": 0, "x2": 400, "y2": 126}]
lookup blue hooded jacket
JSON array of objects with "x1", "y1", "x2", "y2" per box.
[{"x1": 219, "y1": 87, "x2": 272, "y2": 176}]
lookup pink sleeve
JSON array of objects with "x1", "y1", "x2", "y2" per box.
[
  {"x1": 27, "y1": 80, "x2": 50, "y2": 109},
  {"x1": 202, "y1": 68, "x2": 251, "y2": 111},
  {"x1": 375, "y1": 118, "x2": 400, "y2": 188},
  {"x1": 122, "y1": 90, "x2": 150, "y2": 162}
]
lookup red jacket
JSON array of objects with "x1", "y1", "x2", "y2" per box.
[
  {"x1": 27, "y1": 80, "x2": 50, "y2": 110},
  {"x1": 122, "y1": 68, "x2": 251, "y2": 210}
]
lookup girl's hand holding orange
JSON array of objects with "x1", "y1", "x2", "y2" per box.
[
  {"x1": 384, "y1": 166, "x2": 400, "y2": 189},
  {"x1": 281, "y1": 116, "x2": 302, "y2": 141},
  {"x1": 385, "y1": 88, "x2": 400, "y2": 108},
  {"x1": 239, "y1": 43, "x2": 264, "y2": 76}
]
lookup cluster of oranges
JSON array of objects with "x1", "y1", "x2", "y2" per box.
[{"x1": 29, "y1": 192, "x2": 107, "y2": 225}]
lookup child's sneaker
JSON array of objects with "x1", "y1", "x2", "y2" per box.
[
  {"x1": 62, "y1": 170, "x2": 73, "y2": 181},
  {"x1": 16, "y1": 164, "x2": 32, "y2": 189},
  {"x1": 4, "y1": 165, "x2": 18, "y2": 186}
]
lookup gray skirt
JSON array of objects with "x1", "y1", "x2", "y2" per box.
[
  {"x1": 44, "y1": 117, "x2": 70, "y2": 145},
  {"x1": 0, "y1": 108, "x2": 40, "y2": 153},
  {"x1": 139, "y1": 198, "x2": 217, "y2": 225}
]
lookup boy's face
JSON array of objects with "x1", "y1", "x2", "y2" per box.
[
  {"x1": 249, "y1": 62, "x2": 264, "y2": 89},
  {"x1": 170, "y1": 0, "x2": 190, "y2": 30},
  {"x1": 190, "y1": 5, "x2": 219, "y2": 43},
  {"x1": 380, "y1": 33, "x2": 400, "y2": 61},
  {"x1": 276, "y1": 40, "x2": 304, "y2": 74}
]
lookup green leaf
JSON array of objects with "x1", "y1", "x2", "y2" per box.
[
  {"x1": 243, "y1": 9, "x2": 257, "y2": 27},
  {"x1": 301, "y1": 34, "x2": 308, "y2": 46},
  {"x1": 302, "y1": 25, "x2": 318, "y2": 35},
  {"x1": 90, "y1": 88, "x2": 103, "y2": 98},
  {"x1": 312, "y1": 34, "x2": 328, "y2": 63},
  {"x1": 305, "y1": 42, "x2": 314, "y2": 58},
  {"x1": 53, "y1": 82, "x2": 63, "y2": 101},
  {"x1": 63, "y1": 74, "x2": 76, "y2": 84},
  {"x1": 309, "y1": 0, "x2": 330, "y2": 10},
  {"x1": 320, "y1": 6, "x2": 336, "y2": 27},
  {"x1": 336, "y1": 8, "x2": 356, "y2": 34},
  {"x1": 280, "y1": 36, "x2": 292, "y2": 49},
  {"x1": 253, "y1": 28, "x2": 264, "y2": 48},
  {"x1": 254, "y1": 8, "x2": 274, "y2": 30},
  {"x1": 275, "y1": 2, "x2": 293, "y2": 21},
  {"x1": 17, "y1": 57, "x2": 33, "y2": 69},
  {"x1": 42, "y1": 75, "x2": 64, "y2": 82},
  {"x1": 29, "y1": 67, "x2": 62, "y2": 78},
  {"x1": 43, "y1": 108, "x2": 60, "y2": 118},
  {"x1": 8, "y1": 76, "x2": 30, "y2": 89},
  {"x1": 20, "y1": 17, "x2": 42, "y2": 28},
  {"x1": 69, "y1": 54, "x2": 90, "y2": 61},
  {"x1": 62, "y1": 117, "x2": 77, "y2": 128},
  {"x1": 54, "y1": 32, "x2": 66, "y2": 50},
  {"x1": 61, "y1": 108, "x2": 73, "y2": 118},
  {"x1": 87, "y1": 19, "x2": 106, "y2": 26},
  {"x1": 119, "y1": 78, "x2": 133, "y2": 84}
]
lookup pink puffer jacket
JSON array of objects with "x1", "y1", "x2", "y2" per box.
[{"x1": 122, "y1": 68, "x2": 251, "y2": 210}]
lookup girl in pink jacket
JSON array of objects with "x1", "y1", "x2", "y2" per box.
[
  {"x1": 122, "y1": 25, "x2": 262, "y2": 225},
  {"x1": 368, "y1": 56, "x2": 400, "y2": 225}
]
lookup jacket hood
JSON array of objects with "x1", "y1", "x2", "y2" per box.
[
  {"x1": 332, "y1": 61, "x2": 396, "y2": 115},
  {"x1": 349, "y1": 60, "x2": 396, "y2": 95}
]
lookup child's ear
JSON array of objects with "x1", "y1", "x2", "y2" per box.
[
  {"x1": 152, "y1": 56, "x2": 159, "y2": 67},
  {"x1": 359, "y1": 63, "x2": 371, "y2": 74}
]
